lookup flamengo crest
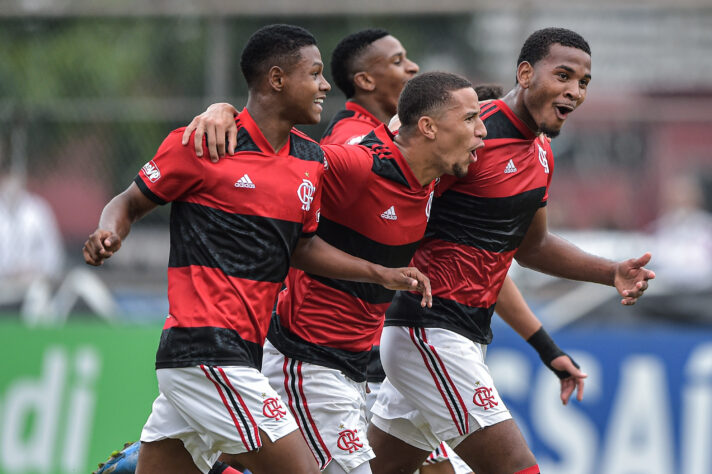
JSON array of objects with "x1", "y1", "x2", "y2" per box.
[{"x1": 297, "y1": 178, "x2": 315, "y2": 211}]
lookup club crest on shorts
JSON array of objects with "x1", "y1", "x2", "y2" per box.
[
  {"x1": 336, "y1": 428, "x2": 363, "y2": 453},
  {"x1": 472, "y1": 385, "x2": 499, "y2": 410},
  {"x1": 262, "y1": 397, "x2": 287, "y2": 420},
  {"x1": 141, "y1": 160, "x2": 161, "y2": 183},
  {"x1": 297, "y1": 178, "x2": 315, "y2": 211}
]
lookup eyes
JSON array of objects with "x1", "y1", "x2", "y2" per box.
[{"x1": 556, "y1": 71, "x2": 590, "y2": 89}]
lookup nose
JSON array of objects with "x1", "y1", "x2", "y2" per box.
[
  {"x1": 475, "y1": 118, "x2": 487, "y2": 139},
  {"x1": 406, "y1": 58, "x2": 419, "y2": 75},
  {"x1": 564, "y1": 81, "x2": 582, "y2": 101},
  {"x1": 320, "y1": 75, "x2": 331, "y2": 92}
]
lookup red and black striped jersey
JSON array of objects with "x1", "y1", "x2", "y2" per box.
[
  {"x1": 269, "y1": 124, "x2": 435, "y2": 382},
  {"x1": 320, "y1": 101, "x2": 382, "y2": 146},
  {"x1": 386, "y1": 99, "x2": 554, "y2": 344},
  {"x1": 134, "y1": 108, "x2": 325, "y2": 370}
]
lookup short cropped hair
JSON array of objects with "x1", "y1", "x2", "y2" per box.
[
  {"x1": 517, "y1": 27, "x2": 591, "y2": 69},
  {"x1": 330, "y1": 28, "x2": 390, "y2": 98},
  {"x1": 398, "y1": 71, "x2": 472, "y2": 129},
  {"x1": 240, "y1": 24, "x2": 318, "y2": 88},
  {"x1": 474, "y1": 83, "x2": 504, "y2": 101}
]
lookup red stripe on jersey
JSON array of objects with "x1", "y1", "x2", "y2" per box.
[
  {"x1": 166, "y1": 266, "x2": 282, "y2": 343},
  {"x1": 515, "y1": 465, "x2": 540, "y2": 474},
  {"x1": 409, "y1": 328, "x2": 465, "y2": 436},
  {"x1": 277, "y1": 273, "x2": 389, "y2": 351},
  {"x1": 413, "y1": 239, "x2": 515, "y2": 308},
  {"x1": 217, "y1": 367, "x2": 261, "y2": 449},
  {"x1": 321, "y1": 101, "x2": 381, "y2": 146},
  {"x1": 200, "y1": 365, "x2": 251, "y2": 448}
]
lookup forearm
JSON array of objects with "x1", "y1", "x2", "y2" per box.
[
  {"x1": 495, "y1": 276, "x2": 541, "y2": 339},
  {"x1": 291, "y1": 236, "x2": 384, "y2": 284},
  {"x1": 515, "y1": 232, "x2": 616, "y2": 286},
  {"x1": 98, "y1": 184, "x2": 155, "y2": 238}
]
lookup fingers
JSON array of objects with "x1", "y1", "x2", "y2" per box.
[
  {"x1": 205, "y1": 124, "x2": 219, "y2": 163},
  {"x1": 193, "y1": 121, "x2": 205, "y2": 158},
  {"x1": 631, "y1": 252, "x2": 652, "y2": 269},
  {"x1": 182, "y1": 117, "x2": 199, "y2": 146},
  {"x1": 227, "y1": 124, "x2": 238, "y2": 155},
  {"x1": 576, "y1": 376, "x2": 585, "y2": 402},
  {"x1": 407, "y1": 268, "x2": 432, "y2": 308},
  {"x1": 83, "y1": 231, "x2": 121, "y2": 266},
  {"x1": 560, "y1": 378, "x2": 575, "y2": 405}
]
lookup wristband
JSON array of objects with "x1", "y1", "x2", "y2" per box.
[{"x1": 527, "y1": 326, "x2": 579, "y2": 379}]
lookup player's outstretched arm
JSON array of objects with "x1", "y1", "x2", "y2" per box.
[
  {"x1": 291, "y1": 236, "x2": 432, "y2": 308},
  {"x1": 83, "y1": 183, "x2": 158, "y2": 266},
  {"x1": 496, "y1": 276, "x2": 586, "y2": 404},
  {"x1": 181, "y1": 102, "x2": 239, "y2": 161},
  {"x1": 515, "y1": 207, "x2": 655, "y2": 305}
]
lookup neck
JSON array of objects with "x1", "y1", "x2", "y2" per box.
[
  {"x1": 394, "y1": 132, "x2": 441, "y2": 187},
  {"x1": 501, "y1": 86, "x2": 538, "y2": 134},
  {"x1": 246, "y1": 94, "x2": 294, "y2": 152},
  {"x1": 350, "y1": 95, "x2": 394, "y2": 125}
]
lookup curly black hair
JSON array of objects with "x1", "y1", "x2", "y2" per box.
[
  {"x1": 330, "y1": 29, "x2": 390, "y2": 98},
  {"x1": 240, "y1": 24, "x2": 317, "y2": 88},
  {"x1": 398, "y1": 71, "x2": 472, "y2": 129},
  {"x1": 517, "y1": 27, "x2": 590, "y2": 69},
  {"x1": 474, "y1": 83, "x2": 504, "y2": 101}
]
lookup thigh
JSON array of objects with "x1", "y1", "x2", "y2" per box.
[
  {"x1": 136, "y1": 438, "x2": 202, "y2": 474},
  {"x1": 453, "y1": 419, "x2": 536, "y2": 474},
  {"x1": 263, "y1": 341, "x2": 375, "y2": 472},
  {"x1": 222, "y1": 429, "x2": 319, "y2": 474},
  {"x1": 366, "y1": 422, "x2": 431, "y2": 474}
]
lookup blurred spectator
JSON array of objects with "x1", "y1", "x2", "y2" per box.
[
  {"x1": 0, "y1": 153, "x2": 64, "y2": 319},
  {"x1": 649, "y1": 172, "x2": 712, "y2": 289}
]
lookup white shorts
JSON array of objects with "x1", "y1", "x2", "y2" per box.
[
  {"x1": 262, "y1": 340, "x2": 376, "y2": 472},
  {"x1": 371, "y1": 326, "x2": 511, "y2": 451},
  {"x1": 140, "y1": 365, "x2": 299, "y2": 473}
]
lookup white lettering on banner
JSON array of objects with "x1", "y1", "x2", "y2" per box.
[
  {"x1": 0, "y1": 346, "x2": 100, "y2": 473},
  {"x1": 682, "y1": 344, "x2": 712, "y2": 474},
  {"x1": 601, "y1": 356, "x2": 674, "y2": 474},
  {"x1": 532, "y1": 353, "x2": 600, "y2": 474}
]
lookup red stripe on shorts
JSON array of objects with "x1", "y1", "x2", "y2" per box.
[
  {"x1": 200, "y1": 365, "x2": 250, "y2": 448},
  {"x1": 217, "y1": 367, "x2": 262, "y2": 449}
]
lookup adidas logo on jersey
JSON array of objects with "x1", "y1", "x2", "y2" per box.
[
  {"x1": 234, "y1": 174, "x2": 255, "y2": 189},
  {"x1": 380, "y1": 206, "x2": 397, "y2": 220},
  {"x1": 504, "y1": 159, "x2": 517, "y2": 174}
]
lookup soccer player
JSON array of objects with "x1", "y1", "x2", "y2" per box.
[
  {"x1": 366, "y1": 28, "x2": 654, "y2": 474},
  {"x1": 83, "y1": 24, "x2": 432, "y2": 474}
]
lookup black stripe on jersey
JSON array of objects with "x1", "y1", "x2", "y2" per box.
[
  {"x1": 284, "y1": 358, "x2": 331, "y2": 469},
  {"x1": 235, "y1": 125, "x2": 262, "y2": 153},
  {"x1": 168, "y1": 201, "x2": 301, "y2": 283},
  {"x1": 366, "y1": 345, "x2": 386, "y2": 383},
  {"x1": 410, "y1": 328, "x2": 467, "y2": 435},
  {"x1": 289, "y1": 132, "x2": 325, "y2": 163},
  {"x1": 155, "y1": 327, "x2": 264, "y2": 369},
  {"x1": 207, "y1": 366, "x2": 259, "y2": 450},
  {"x1": 321, "y1": 109, "x2": 356, "y2": 140},
  {"x1": 385, "y1": 291, "x2": 495, "y2": 345},
  {"x1": 360, "y1": 131, "x2": 409, "y2": 186},
  {"x1": 307, "y1": 216, "x2": 421, "y2": 304},
  {"x1": 482, "y1": 107, "x2": 526, "y2": 140},
  {"x1": 426, "y1": 187, "x2": 545, "y2": 252},
  {"x1": 134, "y1": 175, "x2": 167, "y2": 205},
  {"x1": 269, "y1": 315, "x2": 371, "y2": 382}
]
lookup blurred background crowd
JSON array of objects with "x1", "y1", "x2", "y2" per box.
[{"x1": 1, "y1": 1, "x2": 711, "y2": 473}]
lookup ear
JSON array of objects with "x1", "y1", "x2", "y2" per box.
[
  {"x1": 268, "y1": 66, "x2": 286, "y2": 92},
  {"x1": 353, "y1": 71, "x2": 376, "y2": 92},
  {"x1": 517, "y1": 61, "x2": 533, "y2": 88},
  {"x1": 417, "y1": 116, "x2": 437, "y2": 140}
]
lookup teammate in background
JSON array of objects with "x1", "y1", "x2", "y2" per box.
[
  {"x1": 367, "y1": 28, "x2": 654, "y2": 474},
  {"x1": 83, "y1": 24, "x2": 432, "y2": 474}
]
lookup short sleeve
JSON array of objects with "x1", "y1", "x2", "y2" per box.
[
  {"x1": 134, "y1": 129, "x2": 203, "y2": 204},
  {"x1": 321, "y1": 144, "x2": 373, "y2": 211}
]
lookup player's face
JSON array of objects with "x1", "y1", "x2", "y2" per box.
[
  {"x1": 363, "y1": 35, "x2": 419, "y2": 116},
  {"x1": 283, "y1": 45, "x2": 331, "y2": 124},
  {"x1": 433, "y1": 87, "x2": 487, "y2": 179},
  {"x1": 523, "y1": 43, "x2": 591, "y2": 137}
]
